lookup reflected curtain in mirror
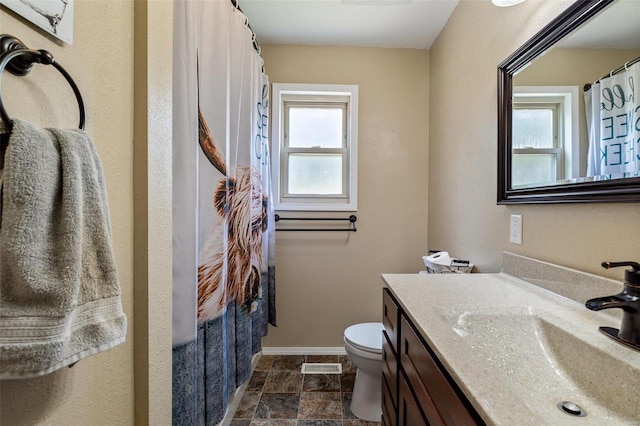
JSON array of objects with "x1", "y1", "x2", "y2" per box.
[{"x1": 585, "y1": 61, "x2": 640, "y2": 179}]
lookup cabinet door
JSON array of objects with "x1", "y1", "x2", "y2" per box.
[
  {"x1": 398, "y1": 371, "x2": 429, "y2": 426},
  {"x1": 382, "y1": 330, "x2": 398, "y2": 409},
  {"x1": 401, "y1": 315, "x2": 479, "y2": 425},
  {"x1": 382, "y1": 371, "x2": 396, "y2": 426},
  {"x1": 382, "y1": 287, "x2": 400, "y2": 424},
  {"x1": 383, "y1": 289, "x2": 400, "y2": 352}
]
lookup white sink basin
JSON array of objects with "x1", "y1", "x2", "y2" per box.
[{"x1": 443, "y1": 307, "x2": 640, "y2": 424}]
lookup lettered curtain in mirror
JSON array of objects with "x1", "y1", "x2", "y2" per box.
[
  {"x1": 585, "y1": 61, "x2": 640, "y2": 178},
  {"x1": 172, "y1": 1, "x2": 276, "y2": 424}
]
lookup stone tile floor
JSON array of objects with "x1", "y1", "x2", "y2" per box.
[{"x1": 230, "y1": 355, "x2": 381, "y2": 426}]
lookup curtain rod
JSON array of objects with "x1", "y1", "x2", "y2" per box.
[
  {"x1": 230, "y1": 0, "x2": 261, "y2": 55},
  {"x1": 584, "y1": 55, "x2": 640, "y2": 92}
]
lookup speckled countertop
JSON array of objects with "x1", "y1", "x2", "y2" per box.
[{"x1": 382, "y1": 267, "x2": 640, "y2": 425}]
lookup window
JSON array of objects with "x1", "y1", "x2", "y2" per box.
[
  {"x1": 512, "y1": 102, "x2": 562, "y2": 186},
  {"x1": 512, "y1": 86, "x2": 579, "y2": 188},
  {"x1": 272, "y1": 84, "x2": 358, "y2": 211}
]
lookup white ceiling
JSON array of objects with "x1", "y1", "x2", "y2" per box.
[{"x1": 239, "y1": 0, "x2": 460, "y2": 49}]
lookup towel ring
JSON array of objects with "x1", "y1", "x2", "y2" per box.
[{"x1": 0, "y1": 35, "x2": 86, "y2": 132}]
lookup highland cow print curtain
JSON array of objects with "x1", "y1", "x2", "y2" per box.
[
  {"x1": 172, "y1": 1, "x2": 276, "y2": 424},
  {"x1": 585, "y1": 61, "x2": 640, "y2": 179}
]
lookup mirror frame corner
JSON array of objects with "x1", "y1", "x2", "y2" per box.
[{"x1": 497, "y1": 0, "x2": 640, "y2": 204}]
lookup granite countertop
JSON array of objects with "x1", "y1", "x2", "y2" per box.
[{"x1": 382, "y1": 271, "x2": 640, "y2": 425}]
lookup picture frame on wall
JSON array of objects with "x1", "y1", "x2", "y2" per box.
[{"x1": 0, "y1": 0, "x2": 73, "y2": 45}]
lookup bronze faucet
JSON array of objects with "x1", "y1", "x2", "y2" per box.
[{"x1": 586, "y1": 261, "x2": 640, "y2": 351}]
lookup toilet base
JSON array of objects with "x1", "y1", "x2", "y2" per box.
[{"x1": 350, "y1": 368, "x2": 382, "y2": 422}]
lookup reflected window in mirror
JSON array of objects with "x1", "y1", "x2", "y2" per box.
[
  {"x1": 513, "y1": 104, "x2": 560, "y2": 186},
  {"x1": 512, "y1": 86, "x2": 579, "y2": 188}
]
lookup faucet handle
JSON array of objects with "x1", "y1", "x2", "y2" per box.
[{"x1": 602, "y1": 261, "x2": 640, "y2": 286}]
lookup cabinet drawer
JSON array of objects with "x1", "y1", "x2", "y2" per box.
[
  {"x1": 382, "y1": 371, "x2": 396, "y2": 426},
  {"x1": 400, "y1": 315, "x2": 479, "y2": 425},
  {"x1": 382, "y1": 331, "x2": 398, "y2": 408},
  {"x1": 383, "y1": 288, "x2": 400, "y2": 352},
  {"x1": 398, "y1": 370, "x2": 428, "y2": 426}
]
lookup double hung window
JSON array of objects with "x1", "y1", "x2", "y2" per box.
[
  {"x1": 272, "y1": 84, "x2": 358, "y2": 211},
  {"x1": 512, "y1": 102, "x2": 563, "y2": 186},
  {"x1": 512, "y1": 86, "x2": 579, "y2": 188}
]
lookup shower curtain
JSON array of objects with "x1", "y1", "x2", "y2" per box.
[
  {"x1": 585, "y1": 61, "x2": 640, "y2": 179},
  {"x1": 172, "y1": 1, "x2": 276, "y2": 424}
]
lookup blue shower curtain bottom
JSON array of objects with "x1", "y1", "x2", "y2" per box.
[{"x1": 172, "y1": 290, "x2": 269, "y2": 425}]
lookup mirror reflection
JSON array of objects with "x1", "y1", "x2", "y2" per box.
[{"x1": 511, "y1": 0, "x2": 640, "y2": 189}]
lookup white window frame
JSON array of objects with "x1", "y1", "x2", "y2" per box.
[
  {"x1": 272, "y1": 83, "x2": 358, "y2": 211},
  {"x1": 513, "y1": 86, "x2": 579, "y2": 181}
]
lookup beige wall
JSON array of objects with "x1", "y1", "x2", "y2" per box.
[
  {"x1": 132, "y1": 2, "x2": 173, "y2": 425},
  {"x1": 0, "y1": 1, "x2": 172, "y2": 425},
  {"x1": 429, "y1": 0, "x2": 640, "y2": 278},
  {"x1": 0, "y1": 2, "x2": 135, "y2": 424},
  {"x1": 262, "y1": 45, "x2": 429, "y2": 347},
  {"x1": 516, "y1": 48, "x2": 640, "y2": 86}
]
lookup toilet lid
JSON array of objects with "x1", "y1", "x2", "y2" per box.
[{"x1": 344, "y1": 322, "x2": 383, "y2": 353}]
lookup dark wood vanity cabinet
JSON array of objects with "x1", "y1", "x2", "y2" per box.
[{"x1": 382, "y1": 288, "x2": 484, "y2": 426}]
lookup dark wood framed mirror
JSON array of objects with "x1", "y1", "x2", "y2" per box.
[{"x1": 497, "y1": 0, "x2": 640, "y2": 204}]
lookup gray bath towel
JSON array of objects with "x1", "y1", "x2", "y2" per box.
[{"x1": 0, "y1": 119, "x2": 126, "y2": 379}]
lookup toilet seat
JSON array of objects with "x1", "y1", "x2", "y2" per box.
[{"x1": 344, "y1": 322, "x2": 383, "y2": 354}]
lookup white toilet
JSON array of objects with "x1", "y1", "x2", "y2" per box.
[{"x1": 343, "y1": 322, "x2": 384, "y2": 422}]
